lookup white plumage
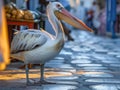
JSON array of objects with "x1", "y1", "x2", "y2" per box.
[{"x1": 10, "y1": 2, "x2": 93, "y2": 85}]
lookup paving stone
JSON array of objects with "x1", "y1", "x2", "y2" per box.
[
  {"x1": 26, "y1": 85, "x2": 77, "y2": 90},
  {"x1": 116, "y1": 55, "x2": 120, "y2": 58},
  {"x1": 46, "y1": 63, "x2": 74, "y2": 69},
  {"x1": 112, "y1": 48, "x2": 120, "y2": 52},
  {"x1": 86, "y1": 79, "x2": 120, "y2": 83},
  {"x1": 60, "y1": 50, "x2": 73, "y2": 55},
  {"x1": 46, "y1": 59, "x2": 64, "y2": 64},
  {"x1": 94, "y1": 49, "x2": 108, "y2": 53},
  {"x1": 71, "y1": 47, "x2": 91, "y2": 52},
  {"x1": 0, "y1": 79, "x2": 27, "y2": 88},
  {"x1": 1, "y1": 30, "x2": 120, "y2": 89},
  {"x1": 71, "y1": 55, "x2": 90, "y2": 59},
  {"x1": 93, "y1": 54, "x2": 117, "y2": 61},
  {"x1": 82, "y1": 66, "x2": 108, "y2": 70},
  {"x1": 101, "y1": 60, "x2": 120, "y2": 64},
  {"x1": 80, "y1": 69, "x2": 111, "y2": 72},
  {"x1": 76, "y1": 71, "x2": 113, "y2": 77},
  {"x1": 38, "y1": 85, "x2": 77, "y2": 90},
  {"x1": 76, "y1": 86, "x2": 91, "y2": 90},
  {"x1": 54, "y1": 57, "x2": 65, "y2": 60},
  {"x1": 53, "y1": 80, "x2": 78, "y2": 85},
  {"x1": 107, "y1": 52, "x2": 120, "y2": 56},
  {"x1": 64, "y1": 44, "x2": 73, "y2": 49},
  {"x1": 49, "y1": 76, "x2": 78, "y2": 80},
  {"x1": 77, "y1": 64, "x2": 102, "y2": 67},
  {"x1": 109, "y1": 64, "x2": 120, "y2": 67},
  {"x1": 90, "y1": 84, "x2": 120, "y2": 90},
  {"x1": 0, "y1": 87, "x2": 26, "y2": 90},
  {"x1": 71, "y1": 59, "x2": 91, "y2": 64}
]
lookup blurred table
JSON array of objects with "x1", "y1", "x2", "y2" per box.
[{"x1": 7, "y1": 19, "x2": 40, "y2": 29}]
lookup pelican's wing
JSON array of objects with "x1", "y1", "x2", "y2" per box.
[{"x1": 11, "y1": 30, "x2": 47, "y2": 53}]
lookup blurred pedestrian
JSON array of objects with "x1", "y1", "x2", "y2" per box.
[
  {"x1": 98, "y1": 8, "x2": 106, "y2": 35},
  {"x1": 91, "y1": 1, "x2": 100, "y2": 34},
  {"x1": 86, "y1": 9, "x2": 94, "y2": 29},
  {"x1": 75, "y1": 1, "x2": 87, "y2": 22},
  {"x1": 86, "y1": 1, "x2": 100, "y2": 34}
]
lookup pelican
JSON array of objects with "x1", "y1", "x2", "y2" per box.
[{"x1": 10, "y1": 2, "x2": 93, "y2": 85}]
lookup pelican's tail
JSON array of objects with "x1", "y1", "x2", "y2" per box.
[
  {"x1": 10, "y1": 53, "x2": 24, "y2": 62},
  {"x1": 12, "y1": 29, "x2": 19, "y2": 34}
]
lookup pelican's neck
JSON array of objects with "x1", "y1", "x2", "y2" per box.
[{"x1": 47, "y1": 10, "x2": 65, "y2": 40}]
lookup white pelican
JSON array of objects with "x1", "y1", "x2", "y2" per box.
[{"x1": 10, "y1": 2, "x2": 93, "y2": 85}]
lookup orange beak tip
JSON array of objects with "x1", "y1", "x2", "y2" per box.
[
  {"x1": 90, "y1": 29, "x2": 94, "y2": 32},
  {"x1": 87, "y1": 27, "x2": 94, "y2": 32}
]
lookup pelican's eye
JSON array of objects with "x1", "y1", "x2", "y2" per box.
[
  {"x1": 56, "y1": 4, "x2": 61, "y2": 8},
  {"x1": 56, "y1": 4, "x2": 63, "y2": 10}
]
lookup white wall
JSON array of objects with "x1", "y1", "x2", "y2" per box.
[
  {"x1": 83, "y1": 0, "x2": 95, "y2": 8},
  {"x1": 16, "y1": 0, "x2": 39, "y2": 10},
  {"x1": 29, "y1": 0, "x2": 39, "y2": 10},
  {"x1": 16, "y1": 0, "x2": 25, "y2": 9},
  {"x1": 69, "y1": 0, "x2": 94, "y2": 9}
]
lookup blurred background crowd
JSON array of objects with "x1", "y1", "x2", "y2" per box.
[{"x1": 3, "y1": 0, "x2": 120, "y2": 36}]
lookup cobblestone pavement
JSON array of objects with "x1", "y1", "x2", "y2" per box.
[{"x1": 0, "y1": 30, "x2": 120, "y2": 90}]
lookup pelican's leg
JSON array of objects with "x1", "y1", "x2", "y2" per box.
[
  {"x1": 40, "y1": 64, "x2": 45, "y2": 81},
  {"x1": 25, "y1": 64, "x2": 32, "y2": 85},
  {"x1": 40, "y1": 64, "x2": 56, "y2": 84},
  {"x1": 35, "y1": 64, "x2": 55, "y2": 85}
]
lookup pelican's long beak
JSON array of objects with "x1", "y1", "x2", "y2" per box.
[{"x1": 55, "y1": 8, "x2": 93, "y2": 32}]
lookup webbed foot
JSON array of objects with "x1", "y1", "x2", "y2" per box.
[
  {"x1": 34, "y1": 80, "x2": 56, "y2": 85},
  {"x1": 26, "y1": 80, "x2": 34, "y2": 86}
]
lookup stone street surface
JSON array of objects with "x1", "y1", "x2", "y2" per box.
[{"x1": 0, "y1": 30, "x2": 120, "y2": 90}]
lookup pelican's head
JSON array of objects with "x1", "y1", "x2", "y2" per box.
[{"x1": 47, "y1": 2, "x2": 93, "y2": 32}]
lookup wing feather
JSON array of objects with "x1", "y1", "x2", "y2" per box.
[{"x1": 11, "y1": 30, "x2": 47, "y2": 53}]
